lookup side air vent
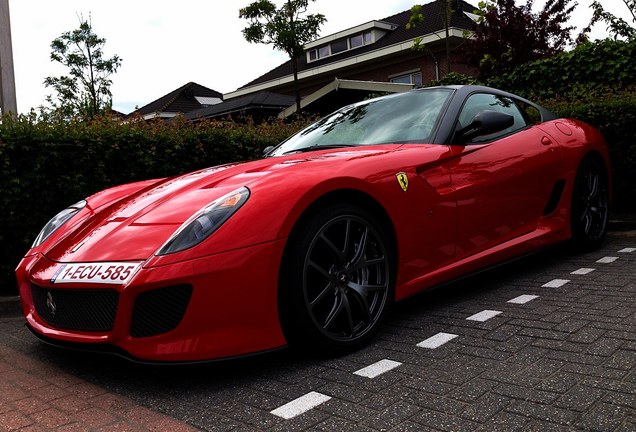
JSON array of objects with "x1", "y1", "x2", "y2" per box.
[{"x1": 543, "y1": 179, "x2": 566, "y2": 216}]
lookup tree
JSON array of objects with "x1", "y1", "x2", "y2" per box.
[
  {"x1": 407, "y1": 1, "x2": 456, "y2": 78},
  {"x1": 44, "y1": 16, "x2": 122, "y2": 119},
  {"x1": 579, "y1": 0, "x2": 636, "y2": 42},
  {"x1": 463, "y1": 0, "x2": 576, "y2": 80},
  {"x1": 240, "y1": 0, "x2": 326, "y2": 112}
]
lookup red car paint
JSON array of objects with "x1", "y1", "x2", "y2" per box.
[{"x1": 16, "y1": 87, "x2": 611, "y2": 362}]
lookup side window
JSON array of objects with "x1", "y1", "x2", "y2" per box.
[
  {"x1": 458, "y1": 93, "x2": 529, "y2": 143},
  {"x1": 517, "y1": 100, "x2": 542, "y2": 124}
]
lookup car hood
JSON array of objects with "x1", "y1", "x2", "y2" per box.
[
  {"x1": 43, "y1": 145, "x2": 448, "y2": 262},
  {"x1": 44, "y1": 145, "x2": 421, "y2": 263}
]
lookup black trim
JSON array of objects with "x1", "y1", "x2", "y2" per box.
[
  {"x1": 25, "y1": 323, "x2": 287, "y2": 366},
  {"x1": 130, "y1": 284, "x2": 193, "y2": 338},
  {"x1": 544, "y1": 180, "x2": 566, "y2": 216},
  {"x1": 31, "y1": 284, "x2": 119, "y2": 332},
  {"x1": 430, "y1": 85, "x2": 558, "y2": 145}
]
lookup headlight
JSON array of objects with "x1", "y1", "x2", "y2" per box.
[
  {"x1": 32, "y1": 200, "x2": 87, "y2": 248},
  {"x1": 157, "y1": 186, "x2": 250, "y2": 255}
]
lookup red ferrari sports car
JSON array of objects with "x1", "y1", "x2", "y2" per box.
[{"x1": 16, "y1": 85, "x2": 610, "y2": 362}]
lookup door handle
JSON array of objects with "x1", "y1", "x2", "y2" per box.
[{"x1": 541, "y1": 136, "x2": 552, "y2": 146}]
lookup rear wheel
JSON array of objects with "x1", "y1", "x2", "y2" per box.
[
  {"x1": 570, "y1": 156, "x2": 609, "y2": 251},
  {"x1": 281, "y1": 203, "x2": 394, "y2": 352}
]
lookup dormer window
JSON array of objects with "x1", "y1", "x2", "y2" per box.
[
  {"x1": 331, "y1": 39, "x2": 348, "y2": 54},
  {"x1": 349, "y1": 31, "x2": 373, "y2": 49},
  {"x1": 305, "y1": 21, "x2": 396, "y2": 63},
  {"x1": 349, "y1": 34, "x2": 364, "y2": 49},
  {"x1": 307, "y1": 31, "x2": 375, "y2": 62}
]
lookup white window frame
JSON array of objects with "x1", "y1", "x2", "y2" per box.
[
  {"x1": 389, "y1": 70, "x2": 422, "y2": 86},
  {"x1": 307, "y1": 30, "x2": 380, "y2": 63}
]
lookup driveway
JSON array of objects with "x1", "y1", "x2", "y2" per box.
[{"x1": 1, "y1": 228, "x2": 634, "y2": 431}]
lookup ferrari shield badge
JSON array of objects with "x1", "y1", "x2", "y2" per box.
[{"x1": 396, "y1": 172, "x2": 409, "y2": 192}]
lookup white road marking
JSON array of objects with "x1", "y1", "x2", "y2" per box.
[
  {"x1": 271, "y1": 245, "x2": 634, "y2": 421},
  {"x1": 466, "y1": 310, "x2": 502, "y2": 322},
  {"x1": 417, "y1": 332, "x2": 458, "y2": 349},
  {"x1": 542, "y1": 279, "x2": 570, "y2": 288},
  {"x1": 270, "y1": 392, "x2": 331, "y2": 419},
  {"x1": 353, "y1": 359, "x2": 402, "y2": 378},
  {"x1": 571, "y1": 268, "x2": 596, "y2": 275},
  {"x1": 596, "y1": 256, "x2": 618, "y2": 263},
  {"x1": 507, "y1": 294, "x2": 539, "y2": 304}
]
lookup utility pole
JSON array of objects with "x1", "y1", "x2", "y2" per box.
[{"x1": 0, "y1": 0, "x2": 17, "y2": 116}]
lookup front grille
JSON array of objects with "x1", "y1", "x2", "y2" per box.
[
  {"x1": 130, "y1": 284, "x2": 193, "y2": 338},
  {"x1": 31, "y1": 284, "x2": 119, "y2": 332}
]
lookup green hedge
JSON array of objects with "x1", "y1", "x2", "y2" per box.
[
  {"x1": 0, "y1": 115, "x2": 309, "y2": 294},
  {"x1": 487, "y1": 39, "x2": 636, "y2": 101},
  {"x1": 543, "y1": 91, "x2": 636, "y2": 215},
  {"x1": 484, "y1": 39, "x2": 636, "y2": 217},
  {"x1": 3, "y1": 39, "x2": 635, "y2": 294}
]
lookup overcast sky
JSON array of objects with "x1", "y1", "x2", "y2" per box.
[{"x1": 6, "y1": 0, "x2": 629, "y2": 114}]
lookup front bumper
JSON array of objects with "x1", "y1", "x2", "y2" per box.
[{"x1": 16, "y1": 239, "x2": 288, "y2": 362}]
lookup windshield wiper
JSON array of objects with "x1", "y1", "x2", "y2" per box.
[{"x1": 282, "y1": 144, "x2": 358, "y2": 155}]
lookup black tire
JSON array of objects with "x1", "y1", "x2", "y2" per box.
[
  {"x1": 280, "y1": 203, "x2": 394, "y2": 353},
  {"x1": 570, "y1": 156, "x2": 609, "y2": 251}
]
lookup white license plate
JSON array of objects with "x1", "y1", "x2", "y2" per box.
[{"x1": 51, "y1": 262, "x2": 142, "y2": 285}]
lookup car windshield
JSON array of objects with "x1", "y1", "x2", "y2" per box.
[{"x1": 269, "y1": 89, "x2": 452, "y2": 156}]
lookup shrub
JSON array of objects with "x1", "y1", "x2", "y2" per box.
[
  {"x1": 0, "y1": 115, "x2": 310, "y2": 294},
  {"x1": 487, "y1": 39, "x2": 636, "y2": 101},
  {"x1": 426, "y1": 72, "x2": 480, "y2": 87},
  {"x1": 486, "y1": 39, "x2": 636, "y2": 215},
  {"x1": 543, "y1": 90, "x2": 636, "y2": 215}
]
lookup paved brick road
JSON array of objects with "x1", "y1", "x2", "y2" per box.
[{"x1": 1, "y1": 229, "x2": 634, "y2": 431}]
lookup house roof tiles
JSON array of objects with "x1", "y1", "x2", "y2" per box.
[
  {"x1": 130, "y1": 82, "x2": 223, "y2": 117},
  {"x1": 240, "y1": 0, "x2": 476, "y2": 89},
  {"x1": 184, "y1": 91, "x2": 296, "y2": 120}
]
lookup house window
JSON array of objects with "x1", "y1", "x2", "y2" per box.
[
  {"x1": 390, "y1": 72, "x2": 423, "y2": 86},
  {"x1": 349, "y1": 34, "x2": 364, "y2": 48},
  {"x1": 307, "y1": 30, "x2": 379, "y2": 63},
  {"x1": 331, "y1": 39, "x2": 348, "y2": 54}
]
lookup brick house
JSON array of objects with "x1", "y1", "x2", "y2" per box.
[
  {"x1": 224, "y1": 0, "x2": 478, "y2": 117},
  {"x1": 135, "y1": 1, "x2": 478, "y2": 121}
]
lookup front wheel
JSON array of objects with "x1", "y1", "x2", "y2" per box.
[
  {"x1": 280, "y1": 203, "x2": 394, "y2": 352},
  {"x1": 570, "y1": 156, "x2": 609, "y2": 251}
]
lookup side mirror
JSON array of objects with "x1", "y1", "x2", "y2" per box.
[
  {"x1": 455, "y1": 110, "x2": 515, "y2": 144},
  {"x1": 262, "y1": 145, "x2": 275, "y2": 157}
]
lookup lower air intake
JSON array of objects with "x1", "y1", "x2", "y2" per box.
[{"x1": 130, "y1": 284, "x2": 193, "y2": 338}]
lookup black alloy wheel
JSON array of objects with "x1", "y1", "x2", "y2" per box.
[
  {"x1": 282, "y1": 203, "x2": 393, "y2": 351},
  {"x1": 571, "y1": 156, "x2": 609, "y2": 251}
]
